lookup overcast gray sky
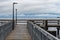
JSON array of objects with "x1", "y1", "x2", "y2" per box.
[{"x1": 0, "y1": 0, "x2": 60, "y2": 16}]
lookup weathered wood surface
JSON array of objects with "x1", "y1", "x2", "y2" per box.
[{"x1": 6, "y1": 24, "x2": 32, "y2": 40}]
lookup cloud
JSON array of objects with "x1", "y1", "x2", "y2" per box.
[
  {"x1": 0, "y1": 0, "x2": 9, "y2": 2},
  {"x1": 14, "y1": 0, "x2": 60, "y2": 14},
  {"x1": 0, "y1": 0, "x2": 60, "y2": 18}
]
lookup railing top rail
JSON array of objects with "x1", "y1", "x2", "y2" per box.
[{"x1": 0, "y1": 21, "x2": 12, "y2": 28}]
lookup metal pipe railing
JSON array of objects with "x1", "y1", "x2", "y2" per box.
[
  {"x1": 0, "y1": 21, "x2": 13, "y2": 40},
  {"x1": 27, "y1": 21, "x2": 60, "y2": 40}
]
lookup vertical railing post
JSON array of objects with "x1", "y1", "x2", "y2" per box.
[
  {"x1": 41, "y1": 32, "x2": 42, "y2": 40},
  {"x1": 57, "y1": 27, "x2": 59, "y2": 38},
  {"x1": 56, "y1": 20, "x2": 60, "y2": 38},
  {"x1": 44, "y1": 20, "x2": 48, "y2": 30},
  {"x1": 57, "y1": 20, "x2": 59, "y2": 25}
]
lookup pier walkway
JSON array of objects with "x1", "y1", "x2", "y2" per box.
[
  {"x1": 6, "y1": 24, "x2": 32, "y2": 40},
  {"x1": 1, "y1": 19, "x2": 60, "y2": 40}
]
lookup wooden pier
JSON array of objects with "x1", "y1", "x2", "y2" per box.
[
  {"x1": 0, "y1": 18, "x2": 60, "y2": 40},
  {"x1": 6, "y1": 24, "x2": 32, "y2": 40}
]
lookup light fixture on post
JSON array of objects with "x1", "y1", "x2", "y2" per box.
[{"x1": 12, "y1": 2, "x2": 18, "y2": 30}]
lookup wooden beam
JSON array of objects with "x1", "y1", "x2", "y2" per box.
[{"x1": 47, "y1": 25, "x2": 60, "y2": 27}]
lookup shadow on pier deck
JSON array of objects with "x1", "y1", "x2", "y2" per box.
[{"x1": 6, "y1": 24, "x2": 32, "y2": 40}]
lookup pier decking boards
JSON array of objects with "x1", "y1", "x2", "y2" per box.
[{"x1": 6, "y1": 24, "x2": 32, "y2": 40}]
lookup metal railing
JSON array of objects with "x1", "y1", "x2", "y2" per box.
[
  {"x1": 0, "y1": 21, "x2": 12, "y2": 40},
  {"x1": 27, "y1": 21, "x2": 60, "y2": 40}
]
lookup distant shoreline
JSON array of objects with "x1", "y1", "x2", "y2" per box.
[{"x1": 0, "y1": 18, "x2": 60, "y2": 20}]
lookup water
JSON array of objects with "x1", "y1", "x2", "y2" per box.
[
  {"x1": 0, "y1": 16, "x2": 58, "y2": 19},
  {"x1": 0, "y1": 13, "x2": 60, "y2": 19}
]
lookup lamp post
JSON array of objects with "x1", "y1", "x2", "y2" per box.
[
  {"x1": 16, "y1": 9, "x2": 17, "y2": 25},
  {"x1": 12, "y1": 2, "x2": 18, "y2": 30}
]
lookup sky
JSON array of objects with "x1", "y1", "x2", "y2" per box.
[{"x1": 0, "y1": 0, "x2": 60, "y2": 18}]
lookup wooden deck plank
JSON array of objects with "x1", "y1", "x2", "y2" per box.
[{"x1": 6, "y1": 24, "x2": 32, "y2": 40}]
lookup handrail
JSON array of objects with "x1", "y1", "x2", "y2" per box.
[
  {"x1": 0, "y1": 21, "x2": 13, "y2": 40},
  {"x1": 27, "y1": 21, "x2": 60, "y2": 40},
  {"x1": 34, "y1": 24, "x2": 59, "y2": 40}
]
